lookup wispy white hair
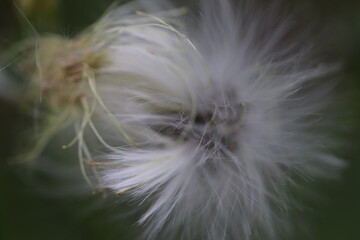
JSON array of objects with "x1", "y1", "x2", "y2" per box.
[{"x1": 96, "y1": 0, "x2": 344, "y2": 239}]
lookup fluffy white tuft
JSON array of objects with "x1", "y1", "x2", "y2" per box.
[{"x1": 95, "y1": 0, "x2": 344, "y2": 239}]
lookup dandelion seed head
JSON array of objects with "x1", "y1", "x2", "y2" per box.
[
  {"x1": 98, "y1": 1, "x2": 345, "y2": 239},
  {"x1": 11, "y1": 0, "x2": 345, "y2": 239}
]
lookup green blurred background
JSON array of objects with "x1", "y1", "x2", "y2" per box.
[{"x1": 0, "y1": 0, "x2": 360, "y2": 239}]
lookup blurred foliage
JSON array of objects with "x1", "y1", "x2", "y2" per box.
[{"x1": 0, "y1": 0, "x2": 360, "y2": 239}]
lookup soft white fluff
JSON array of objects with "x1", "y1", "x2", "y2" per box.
[{"x1": 96, "y1": 0, "x2": 343, "y2": 239}]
